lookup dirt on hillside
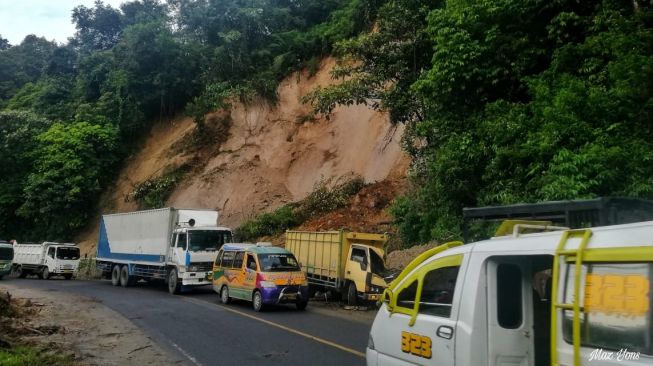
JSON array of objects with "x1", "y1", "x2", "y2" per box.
[{"x1": 77, "y1": 57, "x2": 409, "y2": 255}]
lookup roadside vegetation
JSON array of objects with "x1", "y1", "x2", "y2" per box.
[
  {"x1": 236, "y1": 177, "x2": 365, "y2": 241},
  {"x1": 1, "y1": 0, "x2": 652, "y2": 249},
  {"x1": 0, "y1": 292, "x2": 75, "y2": 366}
]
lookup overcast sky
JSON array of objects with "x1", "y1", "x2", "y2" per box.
[{"x1": 0, "y1": 0, "x2": 126, "y2": 45}]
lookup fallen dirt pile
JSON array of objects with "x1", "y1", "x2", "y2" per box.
[
  {"x1": 385, "y1": 242, "x2": 441, "y2": 270},
  {"x1": 298, "y1": 177, "x2": 406, "y2": 234}
]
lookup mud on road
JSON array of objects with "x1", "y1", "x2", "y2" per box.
[{"x1": 0, "y1": 282, "x2": 183, "y2": 366}]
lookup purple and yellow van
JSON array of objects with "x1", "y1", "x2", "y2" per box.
[{"x1": 212, "y1": 243, "x2": 309, "y2": 311}]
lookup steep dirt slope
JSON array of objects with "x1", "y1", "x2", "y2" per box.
[{"x1": 78, "y1": 58, "x2": 408, "y2": 253}]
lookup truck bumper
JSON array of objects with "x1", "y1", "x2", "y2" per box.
[
  {"x1": 365, "y1": 293, "x2": 382, "y2": 302},
  {"x1": 181, "y1": 271, "x2": 211, "y2": 286}
]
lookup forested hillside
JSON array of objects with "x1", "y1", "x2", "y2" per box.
[{"x1": 1, "y1": 0, "x2": 652, "y2": 247}]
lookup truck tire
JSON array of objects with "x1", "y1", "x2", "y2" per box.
[
  {"x1": 41, "y1": 267, "x2": 50, "y2": 280},
  {"x1": 296, "y1": 300, "x2": 308, "y2": 311},
  {"x1": 220, "y1": 285, "x2": 230, "y2": 304},
  {"x1": 14, "y1": 265, "x2": 26, "y2": 279},
  {"x1": 252, "y1": 290, "x2": 264, "y2": 312},
  {"x1": 120, "y1": 265, "x2": 132, "y2": 287},
  {"x1": 168, "y1": 268, "x2": 180, "y2": 294},
  {"x1": 111, "y1": 265, "x2": 120, "y2": 286},
  {"x1": 346, "y1": 282, "x2": 357, "y2": 306}
]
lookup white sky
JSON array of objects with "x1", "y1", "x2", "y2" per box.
[{"x1": 0, "y1": 0, "x2": 126, "y2": 45}]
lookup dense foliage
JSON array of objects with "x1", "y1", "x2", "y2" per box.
[
  {"x1": 309, "y1": 0, "x2": 653, "y2": 245},
  {"x1": 0, "y1": 0, "x2": 378, "y2": 241},
  {"x1": 2, "y1": 0, "x2": 652, "y2": 247}
]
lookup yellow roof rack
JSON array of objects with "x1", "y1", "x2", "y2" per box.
[{"x1": 493, "y1": 220, "x2": 569, "y2": 238}]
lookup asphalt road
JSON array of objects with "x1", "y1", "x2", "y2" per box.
[{"x1": 3, "y1": 277, "x2": 374, "y2": 366}]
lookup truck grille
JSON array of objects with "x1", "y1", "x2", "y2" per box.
[{"x1": 190, "y1": 262, "x2": 213, "y2": 272}]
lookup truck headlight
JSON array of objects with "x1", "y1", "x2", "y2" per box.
[
  {"x1": 259, "y1": 281, "x2": 277, "y2": 288},
  {"x1": 368, "y1": 333, "x2": 375, "y2": 350}
]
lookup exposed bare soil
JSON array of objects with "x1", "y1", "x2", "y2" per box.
[
  {"x1": 77, "y1": 57, "x2": 408, "y2": 255},
  {"x1": 0, "y1": 283, "x2": 181, "y2": 366}
]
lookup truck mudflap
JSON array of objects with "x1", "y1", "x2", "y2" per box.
[{"x1": 260, "y1": 285, "x2": 309, "y2": 305}]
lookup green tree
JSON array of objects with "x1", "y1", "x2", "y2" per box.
[
  {"x1": 0, "y1": 111, "x2": 51, "y2": 239},
  {"x1": 18, "y1": 122, "x2": 119, "y2": 239}
]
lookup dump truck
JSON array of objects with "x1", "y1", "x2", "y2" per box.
[
  {"x1": 285, "y1": 230, "x2": 390, "y2": 305},
  {"x1": 367, "y1": 220, "x2": 653, "y2": 366},
  {"x1": 96, "y1": 207, "x2": 232, "y2": 294},
  {"x1": 12, "y1": 241, "x2": 80, "y2": 279},
  {"x1": 0, "y1": 241, "x2": 13, "y2": 280}
]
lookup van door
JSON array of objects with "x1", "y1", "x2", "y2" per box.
[
  {"x1": 374, "y1": 254, "x2": 463, "y2": 366},
  {"x1": 486, "y1": 258, "x2": 534, "y2": 366}
]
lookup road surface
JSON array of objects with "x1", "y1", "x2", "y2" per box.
[{"x1": 3, "y1": 277, "x2": 375, "y2": 366}]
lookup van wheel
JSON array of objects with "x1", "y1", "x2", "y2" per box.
[
  {"x1": 120, "y1": 265, "x2": 132, "y2": 287},
  {"x1": 168, "y1": 268, "x2": 180, "y2": 294},
  {"x1": 220, "y1": 285, "x2": 230, "y2": 304},
  {"x1": 41, "y1": 267, "x2": 50, "y2": 280},
  {"x1": 346, "y1": 282, "x2": 357, "y2": 306},
  {"x1": 252, "y1": 291, "x2": 264, "y2": 312},
  {"x1": 111, "y1": 265, "x2": 121, "y2": 286}
]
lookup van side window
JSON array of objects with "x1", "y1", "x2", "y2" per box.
[
  {"x1": 419, "y1": 266, "x2": 460, "y2": 317},
  {"x1": 397, "y1": 281, "x2": 418, "y2": 308},
  {"x1": 246, "y1": 254, "x2": 257, "y2": 270},
  {"x1": 497, "y1": 264, "x2": 522, "y2": 328},
  {"x1": 563, "y1": 262, "x2": 653, "y2": 355},
  {"x1": 233, "y1": 251, "x2": 244, "y2": 269},
  {"x1": 221, "y1": 251, "x2": 235, "y2": 268}
]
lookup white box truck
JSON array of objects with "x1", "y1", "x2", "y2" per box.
[
  {"x1": 12, "y1": 242, "x2": 80, "y2": 279},
  {"x1": 96, "y1": 207, "x2": 232, "y2": 294}
]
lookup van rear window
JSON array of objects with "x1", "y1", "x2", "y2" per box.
[{"x1": 563, "y1": 262, "x2": 653, "y2": 355}]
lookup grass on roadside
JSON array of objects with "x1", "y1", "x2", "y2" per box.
[{"x1": 0, "y1": 346, "x2": 75, "y2": 366}]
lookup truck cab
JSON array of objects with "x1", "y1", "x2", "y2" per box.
[
  {"x1": 367, "y1": 221, "x2": 653, "y2": 366},
  {"x1": 345, "y1": 243, "x2": 389, "y2": 303},
  {"x1": 0, "y1": 241, "x2": 13, "y2": 279}
]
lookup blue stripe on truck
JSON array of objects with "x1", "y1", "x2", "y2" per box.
[{"x1": 97, "y1": 217, "x2": 164, "y2": 263}]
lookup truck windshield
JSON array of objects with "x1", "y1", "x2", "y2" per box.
[
  {"x1": 188, "y1": 230, "x2": 232, "y2": 251},
  {"x1": 0, "y1": 247, "x2": 13, "y2": 260},
  {"x1": 56, "y1": 247, "x2": 80, "y2": 260},
  {"x1": 370, "y1": 249, "x2": 386, "y2": 276},
  {"x1": 258, "y1": 253, "x2": 300, "y2": 272}
]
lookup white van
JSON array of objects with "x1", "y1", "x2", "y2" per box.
[{"x1": 367, "y1": 221, "x2": 653, "y2": 366}]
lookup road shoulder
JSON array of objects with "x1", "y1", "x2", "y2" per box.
[{"x1": 0, "y1": 282, "x2": 185, "y2": 366}]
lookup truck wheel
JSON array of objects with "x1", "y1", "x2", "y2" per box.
[
  {"x1": 14, "y1": 265, "x2": 26, "y2": 279},
  {"x1": 168, "y1": 268, "x2": 180, "y2": 294},
  {"x1": 296, "y1": 300, "x2": 308, "y2": 311},
  {"x1": 41, "y1": 267, "x2": 50, "y2": 280},
  {"x1": 346, "y1": 282, "x2": 357, "y2": 306},
  {"x1": 111, "y1": 265, "x2": 121, "y2": 286},
  {"x1": 220, "y1": 285, "x2": 230, "y2": 304},
  {"x1": 120, "y1": 265, "x2": 131, "y2": 287},
  {"x1": 252, "y1": 290, "x2": 264, "y2": 312}
]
